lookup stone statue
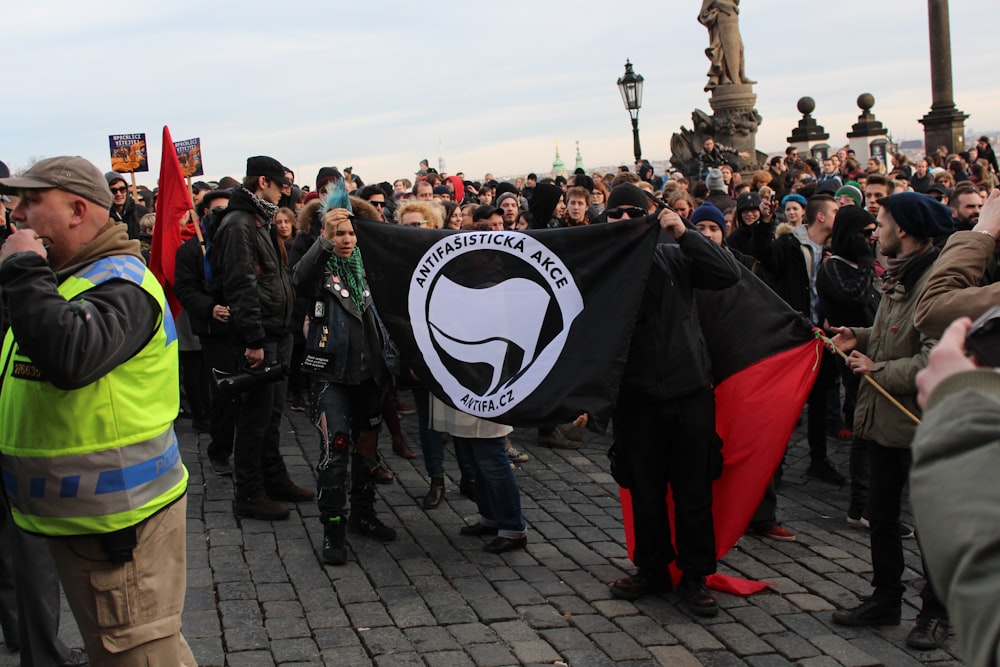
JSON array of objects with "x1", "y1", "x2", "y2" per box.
[{"x1": 698, "y1": 0, "x2": 756, "y2": 91}]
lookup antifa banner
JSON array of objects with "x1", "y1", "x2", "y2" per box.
[
  {"x1": 353, "y1": 218, "x2": 659, "y2": 430},
  {"x1": 173, "y1": 137, "x2": 204, "y2": 178},
  {"x1": 621, "y1": 265, "x2": 822, "y2": 594},
  {"x1": 108, "y1": 133, "x2": 148, "y2": 173}
]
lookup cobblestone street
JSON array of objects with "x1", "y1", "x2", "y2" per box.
[{"x1": 19, "y1": 404, "x2": 963, "y2": 666}]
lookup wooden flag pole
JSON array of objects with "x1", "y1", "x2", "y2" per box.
[
  {"x1": 129, "y1": 171, "x2": 139, "y2": 203},
  {"x1": 819, "y1": 333, "x2": 921, "y2": 425},
  {"x1": 186, "y1": 175, "x2": 206, "y2": 256}
]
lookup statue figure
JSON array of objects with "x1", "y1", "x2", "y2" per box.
[{"x1": 698, "y1": 0, "x2": 756, "y2": 91}]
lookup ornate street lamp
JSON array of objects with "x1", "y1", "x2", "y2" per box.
[{"x1": 617, "y1": 60, "x2": 644, "y2": 163}]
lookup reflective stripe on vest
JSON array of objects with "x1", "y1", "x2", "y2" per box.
[
  {"x1": 1, "y1": 428, "x2": 186, "y2": 535},
  {"x1": 0, "y1": 254, "x2": 187, "y2": 536}
]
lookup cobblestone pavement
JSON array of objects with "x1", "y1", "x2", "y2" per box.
[{"x1": 21, "y1": 402, "x2": 963, "y2": 666}]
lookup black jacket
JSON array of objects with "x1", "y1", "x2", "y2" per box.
[
  {"x1": 749, "y1": 222, "x2": 816, "y2": 320},
  {"x1": 0, "y1": 252, "x2": 156, "y2": 390},
  {"x1": 211, "y1": 188, "x2": 294, "y2": 348},
  {"x1": 620, "y1": 229, "x2": 741, "y2": 402},
  {"x1": 909, "y1": 172, "x2": 933, "y2": 194},
  {"x1": 108, "y1": 198, "x2": 147, "y2": 241},
  {"x1": 816, "y1": 209, "x2": 880, "y2": 328},
  {"x1": 175, "y1": 236, "x2": 229, "y2": 338},
  {"x1": 816, "y1": 255, "x2": 879, "y2": 328}
]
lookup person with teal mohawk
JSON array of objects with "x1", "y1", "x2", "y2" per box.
[{"x1": 293, "y1": 178, "x2": 399, "y2": 565}]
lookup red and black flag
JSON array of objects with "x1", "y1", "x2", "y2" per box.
[
  {"x1": 353, "y1": 218, "x2": 658, "y2": 431},
  {"x1": 356, "y1": 219, "x2": 820, "y2": 594},
  {"x1": 621, "y1": 265, "x2": 821, "y2": 594}
]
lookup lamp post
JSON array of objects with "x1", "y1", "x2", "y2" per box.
[{"x1": 617, "y1": 60, "x2": 644, "y2": 163}]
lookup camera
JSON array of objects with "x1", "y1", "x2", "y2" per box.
[{"x1": 965, "y1": 306, "x2": 1000, "y2": 367}]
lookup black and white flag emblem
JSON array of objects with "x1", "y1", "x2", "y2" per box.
[{"x1": 353, "y1": 218, "x2": 658, "y2": 429}]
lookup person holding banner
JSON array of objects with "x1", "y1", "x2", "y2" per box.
[
  {"x1": 105, "y1": 171, "x2": 146, "y2": 240},
  {"x1": 292, "y1": 204, "x2": 398, "y2": 565},
  {"x1": 604, "y1": 183, "x2": 741, "y2": 617}
]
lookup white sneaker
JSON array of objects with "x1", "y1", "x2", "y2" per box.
[
  {"x1": 506, "y1": 445, "x2": 529, "y2": 463},
  {"x1": 847, "y1": 515, "x2": 870, "y2": 529}
]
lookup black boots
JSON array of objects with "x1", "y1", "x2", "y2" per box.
[
  {"x1": 322, "y1": 519, "x2": 347, "y2": 565},
  {"x1": 423, "y1": 477, "x2": 445, "y2": 509}
]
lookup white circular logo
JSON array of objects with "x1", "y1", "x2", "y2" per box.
[{"x1": 408, "y1": 231, "x2": 583, "y2": 418}]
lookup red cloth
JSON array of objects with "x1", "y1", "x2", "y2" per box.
[
  {"x1": 620, "y1": 339, "x2": 822, "y2": 595},
  {"x1": 149, "y1": 126, "x2": 191, "y2": 317},
  {"x1": 447, "y1": 175, "x2": 465, "y2": 204}
]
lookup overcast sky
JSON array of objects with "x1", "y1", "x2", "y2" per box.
[{"x1": 4, "y1": 1, "x2": 999, "y2": 188}]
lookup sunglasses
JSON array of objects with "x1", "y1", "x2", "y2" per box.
[
  {"x1": 370, "y1": 200, "x2": 386, "y2": 208},
  {"x1": 862, "y1": 227, "x2": 876, "y2": 237},
  {"x1": 606, "y1": 206, "x2": 646, "y2": 219},
  {"x1": 110, "y1": 186, "x2": 128, "y2": 194}
]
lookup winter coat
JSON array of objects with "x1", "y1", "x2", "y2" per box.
[
  {"x1": 914, "y1": 230, "x2": 1000, "y2": 339},
  {"x1": 910, "y1": 369, "x2": 1000, "y2": 667},
  {"x1": 620, "y1": 229, "x2": 741, "y2": 402},
  {"x1": 211, "y1": 188, "x2": 294, "y2": 347},
  {"x1": 291, "y1": 235, "x2": 394, "y2": 387},
  {"x1": 850, "y1": 247, "x2": 939, "y2": 449}
]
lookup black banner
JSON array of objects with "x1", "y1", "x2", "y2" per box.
[{"x1": 354, "y1": 218, "x2": 658, "y2": 430}]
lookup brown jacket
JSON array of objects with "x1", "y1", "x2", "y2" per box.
[
  {"x1": 851, "y1": 248, "x2": 938, "y2": 449},
  {"x1": 914, "y1": 231, "x2": 999, "y2": 339}
]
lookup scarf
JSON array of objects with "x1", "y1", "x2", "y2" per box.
[
  {"x1": 880, "y1": 241, "x2": 934, "y2": 296},
  {"x1": 55, "y1": 221, "x2": 144, "y2": 281},
  {"x1": 238, "y1": 185, "x2": 278, "y2": 222},
  {"x1": 325, "y1": 246, "x2": 366, "y2": 312}
]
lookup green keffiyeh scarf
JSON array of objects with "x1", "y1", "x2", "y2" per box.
[{"x1": 326, "y1": 246, "x2": 367, "y2": 312}]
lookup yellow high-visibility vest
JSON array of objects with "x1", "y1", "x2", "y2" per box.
[{"x1": 0, "y1": 255, "x2": 187, "y2": 536}]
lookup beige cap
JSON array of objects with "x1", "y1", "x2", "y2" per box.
[{"x1": 0, "y1": 156, "x2": 113, "y2": 209}]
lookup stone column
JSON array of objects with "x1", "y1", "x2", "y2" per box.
[
  {"x1": 786, "y1": 97, "x2": 829, "y2": 159},
  {"x1": 918, "y1": 0, "x2": 968, "y2": 154}
]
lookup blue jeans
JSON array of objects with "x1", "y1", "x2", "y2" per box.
[
  {"x1": 455, "y1": 436, "x2": 526, "y2": 538},
  {"x1": 232, "y1": 334, "x2": 292, "y2": 497},
  {"x1": 312, "y1": 378, "x2": 382, "y2": 522},
  {"x1": 412, "y1": 387, "x2": 445, "y2": 478}
]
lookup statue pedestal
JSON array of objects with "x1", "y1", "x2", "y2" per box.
[
  {"x1": 708, "y1": 85, "x2": 762, "y2": 175},
  {"x1": 708, "y1": 84, "x2": 756, "y2": 112}
]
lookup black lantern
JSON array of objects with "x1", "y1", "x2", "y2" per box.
[{"x1": 617, "y1": 60, "x2": 644, "y2": 162}]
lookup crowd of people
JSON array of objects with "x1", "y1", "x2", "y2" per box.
[{"x1": 0, "y1": 134, "x2": 997, "y2": 663}]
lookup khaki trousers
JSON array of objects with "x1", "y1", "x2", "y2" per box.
[{"x1": 49, "y1": 496, "x2": 196, "y2": 667}]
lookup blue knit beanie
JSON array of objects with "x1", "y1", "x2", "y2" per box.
[{"x1": 691, "y1": 202, "x2": 727, "y2": 234}]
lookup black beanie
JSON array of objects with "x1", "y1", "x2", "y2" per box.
[
  {"x1": 316, "y1": 167, "x2": 341, "y2": 191},
  {"x1": 884, "y1": 192, "x2": 954, "y2": 239},
  {"x1": 494, "y1": 182, "x2": 518, "y2": 198},
  {"x1": 735, "y1": 191, "x2": 762, "y2": 215},
  {"x1": 574, "y1": 174, "x2": 595, "y2": 192},
  {"x1": 606, "y1": 183, "x2": 648, "y2": 210}
]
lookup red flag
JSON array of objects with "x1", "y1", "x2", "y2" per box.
[
  {"x1": 619, "y1": 266, "x2": 822, "y2": 595},
  {"x1": 620, "y1": 340, "x2": 821, "y2": 594},
  {"x1": 149, "y1": 125, "x2": 191, "y2": 317}
]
